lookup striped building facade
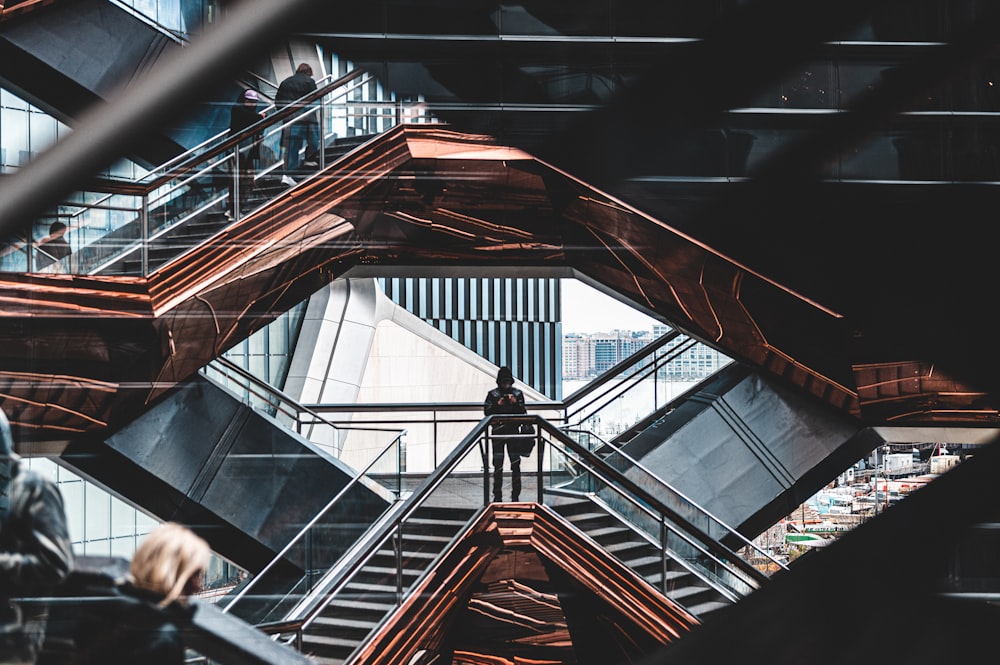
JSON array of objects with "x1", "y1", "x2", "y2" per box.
[{"x1": 379, "y1": 277, "x2": 563, "y2": 399}]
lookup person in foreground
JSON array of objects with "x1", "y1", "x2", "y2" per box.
[
  {"x1": 484, "y1": 366, "x2": 528, "y2": 502},
  {"x1": 0, "y1": 408, "x2": 74, "y2": 665},
  {"x1": 73, "y1": 522, "x2": 210, "y2": 664}
]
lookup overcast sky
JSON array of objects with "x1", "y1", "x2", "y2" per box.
[{"x1": 560, "y1": 279, "x2": 658, "y2": 334}]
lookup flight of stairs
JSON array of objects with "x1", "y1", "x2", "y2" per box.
[
  {"x1": 97, "y1": 134, "x2": 376, "y2": 276},
  {"x1": 299, "y1": 504, "x2": 477, "y2": 665},
  {"x1": 550, "y1": 497, "x2": 734, "y2": 620}
]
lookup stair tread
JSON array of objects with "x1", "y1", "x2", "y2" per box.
[
  {"x1": 302, "y1": 633, "x2": 362, "y2": 648},
  {"x1": 686, "y1": 600, "x2": 731, "y2": 617},
  {"x1": 310, "y1": 616, "x2": 383, "y2": 630},
  {"x1": 320, "y1": 598, "x2": 395, "y2": 612},
  {"x1": 666, "y1": 584, "x2": 716, "y2": 600}
]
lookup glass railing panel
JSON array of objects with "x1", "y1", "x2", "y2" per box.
[
  {"x1": 202, "y1": 360, "x2": 283, "y2": 417},
  {"x1": 596, "y1": 445, "x2": 714, "y2": 538},
  {"x1": 202, "y1": 361, "x2": 405, "y2": 470},
  {"x1": 338, "y1": 409, "x2": 483, "y2": 475},
  {"x1": 293, "y1": 434, "x2": 490, "y2": 644},
  {"x1": 70, "y1": 193, "x2": 145, "y2": 274},
  {"x1": 145, "y1": 154, "x2": 229, "y2": 236},
  {"x1": 225, "y1": 433, "x2": 404, "y2": 626},
  {"x1": 562, "y1": 336, "x2": 701, "y2": 433},
  {"x1": 0, "y1": 70, "x2": 396, "y2": 276},
  {"x1": 0, "y1": 231, "x2": 29, "y2": 272},
  {"x1": 578, "y1": 430, "x2": 780, "y2": 576},
  {"x1": 539, "y1": 426, "x2": 760, "y2": 599}
]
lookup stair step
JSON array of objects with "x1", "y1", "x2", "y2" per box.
[
  {"x1": 317, "y1": 611, "x2": 390, "y2": 629},
  {"x1": 301, "y1": 632, "x2": 362, "y2": 661},
  {"x1": 583, "y1": 525, "x2": 635, "y2": 541},
  {"x1": 303, "y1": 633, "x2": 363, "y2": 649},
  {"x1": 685, "y1": 599, "x2": 731, "y2": 619},
  {"x1": 320, "y1": 597, "x2": 395, "y2": 614},
  {"x1": 603, "y1": 540, "x2": 654, "y2": 557},
  {"x1": 625, "y1": 553, "x2": 663, "y2": 569},
  {"x1": 344, "y1": 580, "x2": 408, "y2": 594},
  {"x1": 405, "y1": 515, "x2": 474, "y2": 530},
  {"x1": 666, "y1": 583, "x2": 715, "y2": 604}
]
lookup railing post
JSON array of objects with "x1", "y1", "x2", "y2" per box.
[
  {"x1": 660, "y1": 518, "x2": 669, "y2": 594},
  {"x1": 140, "y1": 194, "x2": 149, "y2": 274},
  {"x1": 394, "y1": 524, "x2": 404, "y2": 605},
  {"x1": 535, "y1": 422, "x2": 544, "y2": 503},
  {"x1": 231, "y1": 149, "x2": 240, "y2": 220},
  {"x1": 480, "y1": 436, "x2": 489, "y2": 505},
  {"x1": 432, "y1": 410, "x2": 439, "y2": 468},
  {"x1": 397, "y1": 434, "x2": 403, "y2": 498},
  {"x1": 653, "y1": 350, "x2": 659, "y2": 410},
  {"x1": 318, "y1": 98, "x2": 326, "y2": 170},
  {"x1": 305, "y1": 527, "x2": 313, "y2": 593}
]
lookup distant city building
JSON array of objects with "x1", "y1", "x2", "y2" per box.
[
  {"x1": 562, "y1": 325, "x2": 729, "y2": 381},
  {"x1": 653, "y1": 324, "x2": 729, "y2": 380},
  {"x1": 562, "y1": 329, "x2": 654, "y2": 379},
  {"x1": 562, "y1": 333, "x2": 593, "y2": 379}
]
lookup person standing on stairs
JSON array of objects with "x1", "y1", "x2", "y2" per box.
[
  {"x1": 484, "y1": 366, "x2": 528, "y2": 502},
  {"x1": 227, "y1": 88, "x2": 266, "y2": 219},
  {"x1": 275, "y1": 62, "x2": 319, "y2": 186}
]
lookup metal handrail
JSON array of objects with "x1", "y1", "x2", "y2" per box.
[
  {"x1": 206, "y1": 355, "x2": 402, "y2": 435},
  {"x1": 138, "y1": 70, "x2": 370, "y2": 187},
  {"x1": 302, "y1": 331, "x2": 704, "y2": 425},
  {"x1": 560, "y1": 332, "x2": 700, "y2": 429},
  {"x1": 2, "y1": 68, "x2": 388, "y2": 275},
  {"x1": 251, "y1": 414, "x2": 770, "y2": 660},
  {"x1": 294, "y1": 337, "x2": 752, "y2": 562},
  {"x1": 562, "y1": 424, "x2": 788, "y2": 572},
  {"x1": 535, "y1": 416, "x2": 773, "y2": 588},
  {"x1": 546, "y1": 431, "x2": 759, "y2": 601}
]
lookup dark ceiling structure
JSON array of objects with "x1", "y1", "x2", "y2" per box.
[{"x1": 3, "y1": 0, "x2": 1000, "y2": 440}]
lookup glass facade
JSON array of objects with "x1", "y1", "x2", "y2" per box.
[
  {"x1": 116, "y1": 0, "x2": 221, "y2": 37},
  {"x1": 21, "y1": 457, "x2": 159, "y2": 558},
  {"x1": 218, "y1": 300, "x2": 309, "y2": 402}
]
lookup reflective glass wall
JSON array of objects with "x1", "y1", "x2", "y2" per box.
[{"x1": 23, "y1": 457, "x2": 242, "y2": 589}]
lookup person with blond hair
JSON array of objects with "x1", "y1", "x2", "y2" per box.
[
  {"x1": 74, "y1": 522, "x2": 211, "y2": 663},
  {"x1": 129, "y1": 522, "x2": 211, "y2": 606}
]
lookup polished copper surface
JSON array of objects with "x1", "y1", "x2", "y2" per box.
[
  {"x1": 351, "y1": 503, "x2": 697, "y2": 665},
  {"x1": 0, "y1": 124, "x2": 995, "y2": 440}
]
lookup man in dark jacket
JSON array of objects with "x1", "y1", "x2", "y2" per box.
[
  {"x1": 275, "y1": 62, "x2": 319, "y2": 184},
  {"x1": 483, "y1": 366, "x2": 528, "y2": 502},
  {"x1": 0, "y1": 408, "x2": 74, "y2": 664}
]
